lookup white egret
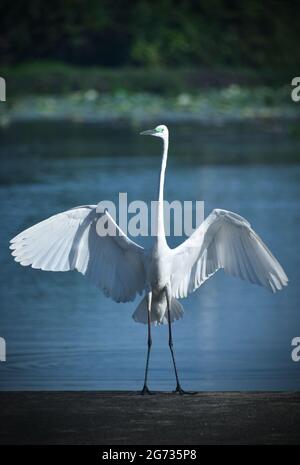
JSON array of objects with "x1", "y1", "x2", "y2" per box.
[{"x1": 10, "y1": 124, "x2": 288, "y2": 394}]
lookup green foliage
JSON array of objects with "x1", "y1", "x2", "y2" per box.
[
  {"x1": 2, "y1": 62, "x2": 290, "y2": 98},
  {"x1": 1, "y1": 84, "x2": 297, "y2": 129},
  {"x1": 0, "y1": 0, "x2": 298, "y2": 72}
]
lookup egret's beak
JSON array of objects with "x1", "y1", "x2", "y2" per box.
[{"x1": 140, "y1": 129, "x2": 156, "y2": 136}]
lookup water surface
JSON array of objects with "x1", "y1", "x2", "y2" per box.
[{"x1": 0, "y1": 122, "x2": 299, "y2": 390}]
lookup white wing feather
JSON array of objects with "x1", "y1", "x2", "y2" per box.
[
  {"x1": 171, "y1": 209, "x2": 288, "y2": 298},
  {"x1": 10, "y1": 205, "x2": 146, "y2": 303}
]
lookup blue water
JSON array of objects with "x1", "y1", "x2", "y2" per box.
[{"x1": 0, "y1": 122, "x2": 299, "y2": 390}]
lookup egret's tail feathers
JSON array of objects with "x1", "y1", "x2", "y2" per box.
[{"x1": 132, "y1": 295, "x2": 184, "y2": 325}]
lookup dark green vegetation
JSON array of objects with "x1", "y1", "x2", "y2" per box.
[
  {"x1": 0, "y1": 1, "x2": 298, "y2": 124},
  {"x1": 1, "y1": 63, "x2": 295, "y2": 97},
  {"x1": 1, "y1": 63, "x2": 286, "y2": 97},
  {"x1": 0, "y1": 0, "x2": 298, "y2": 72}
]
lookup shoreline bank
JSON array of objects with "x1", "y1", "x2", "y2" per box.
[{"x1": 0, "y1": 391, "x2": 299, "y2": 445}]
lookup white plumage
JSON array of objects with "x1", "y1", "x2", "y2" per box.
[
  {"x1": 171, "y1": 208, "x2": 288, "y2": 298},
  {"x1": 10, "y1": 124, "x2": 288, "y2": 394},
  {"x1": 10, "y1": 205, "x2": 146, "y2": 303}
]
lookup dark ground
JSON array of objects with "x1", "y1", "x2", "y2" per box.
[{"x1": 0, "y1": 392, "x2": 299, "y2": 445}]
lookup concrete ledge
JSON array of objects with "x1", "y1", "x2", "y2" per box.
[{"x1": 0, "y1": 391, "x2": 299, "y2": 445}]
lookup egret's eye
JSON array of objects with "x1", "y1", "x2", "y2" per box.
[{"x1": 156, "y1": 127, "x2": 164, "y2": 133}]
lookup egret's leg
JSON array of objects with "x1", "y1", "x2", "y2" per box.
[
  {"x1": 165, "y1": 286, "x2": 183, "y2": 393},
  {"x1": 141, "y1": 291, "x2": 152, "y2": 395},
  {"x1": 165, "y1": 287, "x2": 192, "y2": 395}
]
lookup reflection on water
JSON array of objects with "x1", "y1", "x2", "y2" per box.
[{"x1": 0, "y1": 122, "x2": 299, "y2": 390}]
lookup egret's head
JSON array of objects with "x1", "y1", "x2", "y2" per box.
[{"x1": 140, "y1": 124, "x2": 168, "y2": 139}]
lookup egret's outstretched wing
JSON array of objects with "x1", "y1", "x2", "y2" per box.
[
  {"x1": 171, "y1": 209, "x2": 288, "y2": 298},
  {"x1": 10, "y1": 205, "x2": 146, "y2": 302}
]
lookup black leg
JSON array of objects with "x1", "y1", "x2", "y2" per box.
[
  {"x1": 165, "y1": 287, "x2": 183, "y2": 393},
  {"x1": 165, "y1": 287, "x2": 195, "y2": 395},
  {"x1": 141, "y1": 291, "x2": 152, "y2": 395}
]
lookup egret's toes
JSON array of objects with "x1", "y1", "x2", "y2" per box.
[
  {"x1": 140, "y1": 385, "x2": 153, "y2": 395},
  {"x1": 173, "y1": 385, "x2": 197, "y2": 395}
]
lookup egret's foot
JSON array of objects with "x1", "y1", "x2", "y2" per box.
[
  {"x1": 173, "y1": 384, "x2": 197, "y2": 395},
  {"x1": 140, "y1": 385, "x2": 153, "y2": 395}
]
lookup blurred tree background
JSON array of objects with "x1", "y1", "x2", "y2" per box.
[
  {"x1": 0, "y1": 0, "x2": 298, "y2": 71},
  {"x1": 0, "y1": 0, "x2": 298, "y2": 122}
]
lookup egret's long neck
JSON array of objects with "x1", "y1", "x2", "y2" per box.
[{"x1": 156, "y1": 135, "x2": 168, "y2": 245}]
